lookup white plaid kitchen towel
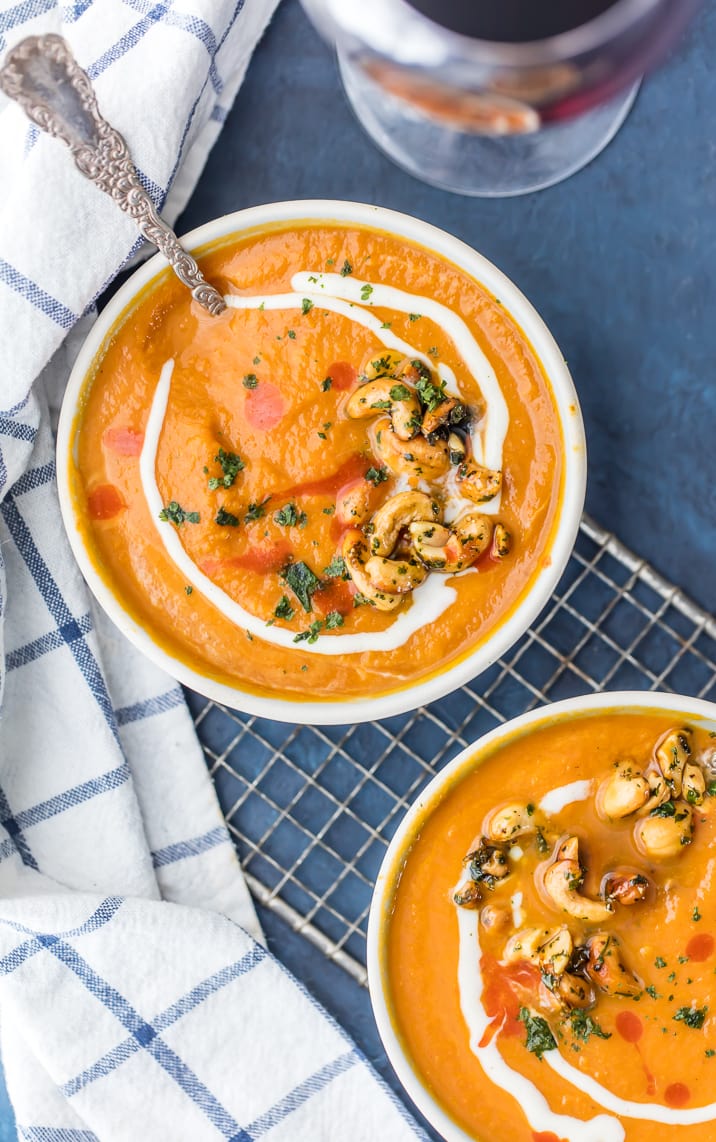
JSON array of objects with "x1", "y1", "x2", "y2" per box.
[{"x1": 0, "y1": 3, "x2": 427, "y2": 1139}]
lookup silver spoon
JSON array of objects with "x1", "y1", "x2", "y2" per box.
[{"x1": 0, "y1": 34, "x2": 227, "y2": 316}]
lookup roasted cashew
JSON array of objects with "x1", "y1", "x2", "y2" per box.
[
  {"x1": 464, "y1": 838, "x2": 510, "y2": 888},
  {"x1": 683, "y1": 762, "x2": 706, "y2": 805},
  {"x1": 363, "y1": 555, "x2": 426, "y2": 594},
  {"x1": 453, "y1": 880, "x2": 482, "y2": 909},
  {"x1": 410, "y1": 512, "x2": 492, "y2": 573},
  {"x1": 341, "y1": 529, "x2": 402, "y2": 612},
  {"x1": 504, "y1": 925, "x2": 573, "y2": 977},
  {"x1": 585, "y1": 934, "x2": 642, "y2": 998},
  {"x1": 480, "y1": 904, "x2": 511, "y2": 932},
  {"x1": 542, "y1": 836, "x2": 613, "y2": 923},
  {"x1": 457, "y1": 461, "x2": 503, "y2": 504},
  {"x1": 633, "y1": 801, "x2": 693, "y2": 859},
  {"x1": 602, "y1": 871, "x2": 650, "y2": 905},
  {"x1": 448, "y1": 432, "x2": 466, "y2": 465},
  {"x1": 335, "y1": 479, "x2": 382, "y2": 527},
  {"x1": 597, "y1": 762, "x2": 651, "y2": 820},
  {"x1": 369, "y1": 490, "x2": 441, "y2": 557},
  {"x1": 485, "y1": 803, "x2": 536, "y2": 843},
  {"x1": 360, "y1": 350, "x2": 406, "y2": 380},
  {"x1": 556, "y1": 972, "x2": 595, "y2": 1009},
  {"x1": 345, "y1": 378, "x2": 421, "y2": 440},
  {"x1": 655, "y1": 728, "x2": 692, "y2": 798},
  {"x1": 493, "y1": 523, "x2": 512, "y2": 558},
  {"x1": 421, "y1": 397, "x2": 462, "y2": 437},
  {"x1": 373, "y1": 419, "x2": 450, "y2": 481}
]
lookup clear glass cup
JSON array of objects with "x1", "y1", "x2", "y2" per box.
[{"x1": 301, "y1": 0, "x2": 701, "y2": 197}]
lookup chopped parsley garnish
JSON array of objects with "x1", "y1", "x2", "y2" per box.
[
  {"x1": 282, "y1": 561, "x2": 320, "y2": 612},
  {"x1": 365, "y1": 465, "x2": 389, "y2": 486},
  {"x1": 321, "y1": 376, "x2": 333, "y2": 392},
  {"x1": 294, "y1": 621, "x2": 322, "y2": 644},
  {"x1": 324, "y1": 555, "x2": 348, "y2": 579},
  {"x1": 215, "y1": 507, "x2": 239, "y2": 527},
  {"x1": 673, "y1": 1005, "x2": 708, "y2": 1029},
  {"x1": 693, "y1": 905, "x2": 702, "y2": 921},
  {"x1": 245, "y1": 496, "x2": 271, "y2": 523},
  {"x1": 340, "y1": 259, "x2": 353, "y2": 277},
  {"x1": 301, "y1": 298, "x2": 314, "y2": 315},
  {"x1": 287, "y1": 329, "x2": 296, "y2": 339},
  {"x1": 389, "y1": 383, "x2": 413, "y2": 402},
  {"x1": 322, "y1": 505, "x2": 335, "y2": 515},
  {"x1": 535, "y1": 826, "x2": 549, "y2": 854},
  {"x1": 274, "y1": 503, "x2": 307, "y2": 528},
  {"x1": 708, "y1": 781, "x2": 716, "y2": 797},
  {"x1": 706, "y1": 1049, "x2": 716, "y2": 1058},
  {"x1": 568, "y1": 1009, "x2": 611, "y2": 1043},
  {"x1": 645, "y1": 985, "x2": 660, "y2": 999},
  {"x1": 415, "y1": 371, "x2": 447, "y2": 412},
  {"x1": 274, "y1": 595, "x2": 294, "y2": 621},
  {"x1": 242, "y1": 373, "x2": 259, "y2": 389},
  {"x1": 209, "y1": 448, "x2": 244, "y2": 490},
  {"x1": 408, "y1": 312, "x2": 421, "y2": 322},
  {"x1": 253, "y1": 355, "x2": 261, "y2": 365},
  {"x1": 380, "y1": 320, "x2": 391, "y2": 329},
  {"x1": 655, "y1": 956, "x2": 667, "y2": 969},
  {"x1": 185, "y1": 586, "x2": 193, "y2": 595},
  {"x1": 360, "y1": 284, "x2": 373, "y2": 302},
  {"x1": 324, "y1": 611, "x2": 344, "y2": 630},
  {"x1": 370, "y1": 399, "x2": 392, "y2": 410},
  {"x1": 159, "y1": 501, "x2": 199, "y2": 526},
  {"x1": 518, "y1": 1008, "x2": 557, "y2": 1060},
  {"x1": 650, "y1": 800, "x2": 676, "y2": 817}
]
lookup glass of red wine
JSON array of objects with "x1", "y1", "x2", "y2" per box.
[{"x1": 301, "y1": 0, "x2": 701, "y2": 196}]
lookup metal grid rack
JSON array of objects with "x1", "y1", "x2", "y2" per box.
[{"x1": 185, "y1": 515, "x2": 716, "y2": 986}]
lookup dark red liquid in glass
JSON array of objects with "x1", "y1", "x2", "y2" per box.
[{"x1": 407, "y1": 0, "x2": 620, "y2": 42}]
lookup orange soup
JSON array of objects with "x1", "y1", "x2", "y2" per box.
[
  {"x1": 70, "y1": 222, "x2": 564, "y2": 703},
  {"x1": 385, "y1": 710, "x2": 716, "y2": 1141}
]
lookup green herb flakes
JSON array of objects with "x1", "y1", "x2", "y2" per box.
[
  {"x1": 323, "y1": 555, "x2": 347, "y2": 579},
  {"x1": 282, "y1": 561, "x2": 320, "y2": 612},
  {"x1": 365, "y1": 465, "x2": 389, "y2": 486},
  {"x1": 242, "y1": 373, "x2": 259, "y2": 389},
  {"x1": 340, "y1": 259, "x2": 353, "y2": 277},
  {"x1": 518, "y1": 1008, "x2": 557, "y2": 1060},
  {"x1": 159, "y1": 502, "x2": 199, "y2": 526},
  {"x1": 321, "y1": 376, "x2": 333, "y2": 392},
  {"x1": 673, "y1": 1006, "x2": 708, "y2": 1029},
  {"x1": 209, "y1": 448, "x2": 244, "y2": 490},
  {"x1": 301, "y1": 298, "x2": 314, "y2": 315},
  {"x1": 360, "y1": 284, "x2": 373, "y2": 302},
  {"x1": 215, "y1": 507, "x2": 239, "y2": 527},
  {"x1": 245, "y1": 497, "x2": 271, "y2": 523},
  {"x1": 274, "y1": 595, "x2": 294, "y2": 621},
  {"x1": 274, "y1": 503, "x2": 307, "y2": 528}
]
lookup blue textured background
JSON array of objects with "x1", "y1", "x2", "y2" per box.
[{"x1": 1, "y1": 0, "x2": 713, "y2": 1137}]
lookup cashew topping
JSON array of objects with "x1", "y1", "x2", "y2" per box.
[
  {"x1": 373, "y1": 419, "x2": 450, "y2": 481},
  {"x1": 345, "y1": 378, "x2": 422, "y2": 440},
  {"x1": 447, "y1": 432, "x2": 466, "y2": 465},
  {"x1": 341, "y1": 529, "x2": 402, "y2": 612},
  {"x1": 457, "y1": 461, "x2": 503, "y2": 504},
  {"x1": 463, "y1": 838, "x2": 510, "y2": 888},
  {"x1": 410, "y1": 512, "x2": 492, "y2": 574},
  {"x1": 363, "y1": 555, "x2": 426, "y2": 594},
  {"x1": 585, "y1": 934, "x2": 642, "y2": 998},
  {"x1": 485, "y1": 803, "x2": 536, "y2": 843},
  {"x1": 453, "y1": 880, "x2": 482, "y2": 909},
  {"x1": 421, "y1": 397, "x2": 463, "y2": 437},
  {"x1": 504, "y1": 925, "x2": 572, "y2": 977},
  {"x1": 480, "y1": 904, "x2": 511, "y2": 932},
  {"x1": 556, "y1": 972, "x2": 595, "y2": 1009},
  {"x1": 655, "y1": 728, "x2": 692, "y2": 798},
  {"x1": 633, "y1": 801, "x2": 693, "y2": 859},
  {"x1": 542, "y1": 836, "x2": 612, "y2": 923},
  {"x1": 602, "y1": 871, "x2": 650, "y2": 905},
  {"x1": 597, "y1": 762, "x2": 651, "y2": 820},
  {"x1": 335, "y1": 479, "x2": 382, "y2": 527},
  {"x1": 683, "y1": 762, "x2": 706, "y2": 806},
  {"x1": 359, "y1": 350, "x2": 406, "y2": 380},
  {"x1": 369, "y1": 490, "x2": 441, "y2": 557},
  {"x1": 493, "y1": 523, "x2": 512, "y2": 558}
]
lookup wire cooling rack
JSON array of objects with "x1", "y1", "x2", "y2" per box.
[{"x1": 184, "y1": 514, "x2": 716, "y2": 985}]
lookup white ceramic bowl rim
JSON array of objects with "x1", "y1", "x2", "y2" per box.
[
  {"x1": 366, "y1": 689, "x2": 716, "y2": 1142},
  {"x1": 57, "y1": 199, "x2": 586, "y2": 725}
]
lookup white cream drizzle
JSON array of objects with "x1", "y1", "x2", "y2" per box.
[
  {"x1": 456, "y1": 894, "x2": 716, "y2": 1133},
  {"x1": 141, "y1": 360, "x2": 457, "y2": 655},
  {"x1": 538, "y1": 779, "x2": 594, "y2": 816}
]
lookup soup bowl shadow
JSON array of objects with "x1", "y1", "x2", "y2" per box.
[{"x1": 57, "y1": 199, "x2": 586, "y2": 724}]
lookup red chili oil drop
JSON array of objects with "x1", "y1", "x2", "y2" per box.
[
  {"x1": 479, "y1": 954, "x2": 541, "y2": 1046},
  {"x1": 325, "y1": 361, "x2": 357, "y2": 391},
  {"x1": 686, "y1": 933, "x2": 714, "y2": 962},
  {"x1": 200, "y1": 543, "x2": 292, "y2": 577},
  {"x1": 87, "y1": 484, "x2": 125, "y2": 520},
  {"x1": 533, "y1": 1133, "x2": 568, "y2": 1142},
  {"x1": 244, "y1": 381, "x2": 285, "y2": 430},
  {"x1": 664, "y1": 1082, "x2": 690, "y2": 1108},
  {"x1": 103, "y1": 426, "x2": 144, "y2": 455},
  {"x1": 615, "y1": 1010, "x2": 643, "y2": 1043},
  {"x1": 313, "y1": 579, "x2": 355, "y2": 618},
  {"x1": 281, "y1": 453, "x2": 368, "y2": 499}
]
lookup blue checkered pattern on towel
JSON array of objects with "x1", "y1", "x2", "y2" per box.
[{"x1": 0, "y1": 3, "x2": 426, "y2": 1137}]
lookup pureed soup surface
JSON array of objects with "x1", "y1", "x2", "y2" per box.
[
  {"x1": 385, "y1": 711, "x2": 716, "y2": 1142},
  {"x1": 72, "y1": 222, "x2": 563, "y2": 701}
]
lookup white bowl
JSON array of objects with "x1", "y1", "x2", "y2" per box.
[
  {"x1": 366, "y1": 690, "x2": 716, "y2": 1141},
  {"x1": 57, "y1": 200, "x2": 586, "y2": 724}
]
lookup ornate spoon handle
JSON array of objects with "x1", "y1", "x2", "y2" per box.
[{"x1": 0, "y1": 34, "x2": 227, "y2": 316}]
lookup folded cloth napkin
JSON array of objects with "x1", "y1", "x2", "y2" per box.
[{"x1": 0, "y1": 3, "x2": 427, "y2": 1138}]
